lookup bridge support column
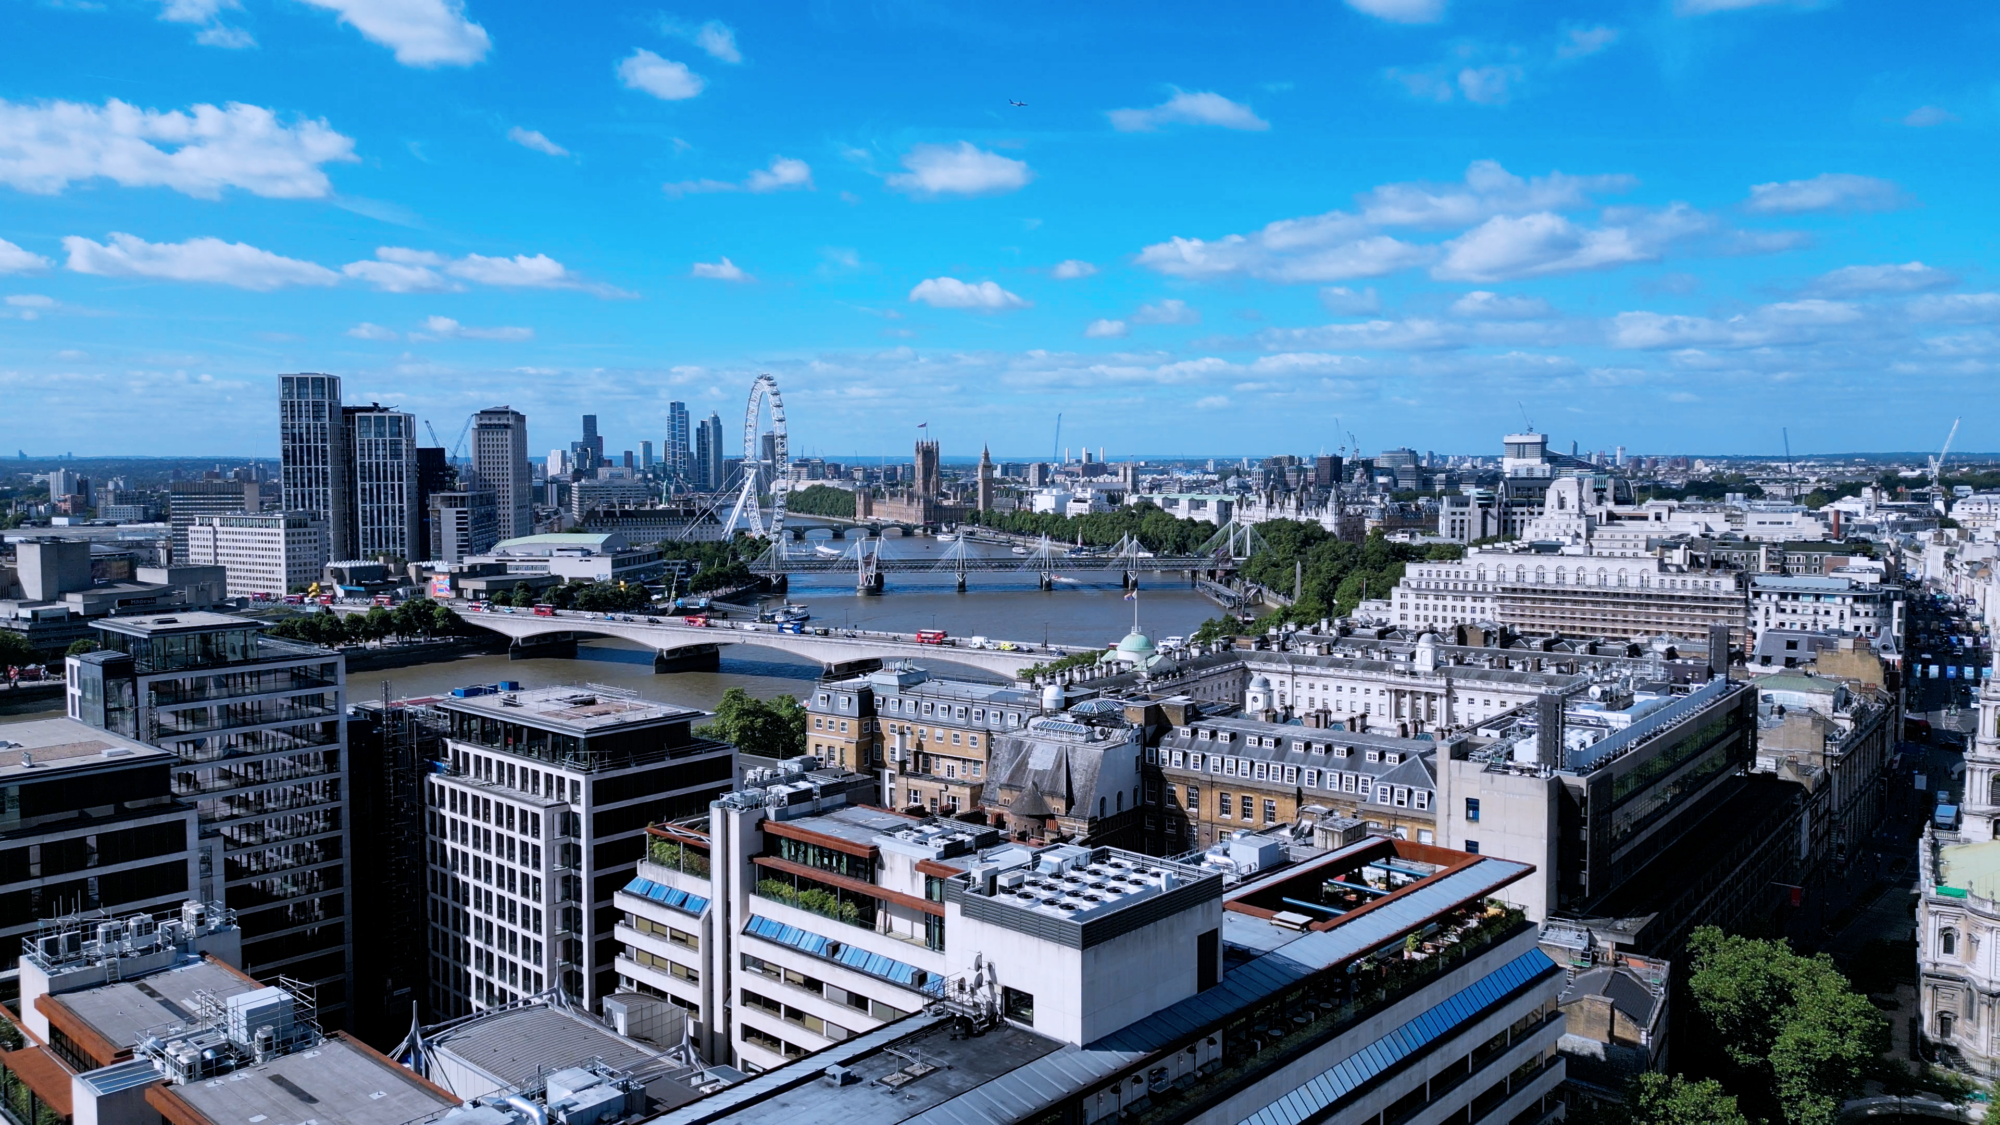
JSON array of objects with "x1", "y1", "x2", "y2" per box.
[
  {"x1": 1039, "y1": 573, "x2": 1054, "y2": 591},
  {"x1": 859, "y1": 572, "x2": 884, "y2": 595},
  {"x1": 654, "y1": 645, "x2": 721, "y2": 673},
  {"x1": 830, "y1": 527, "x2": 847, "y2": 539},
  {"x1": 509, "y1": 633, "x2": 577, "y2": 660},
  {"x1": 787, "y1": 528, "x2": 804, "y2": 542},
  {"x1": 955, "y1": 574, "x2": 967, "y2": 592}
]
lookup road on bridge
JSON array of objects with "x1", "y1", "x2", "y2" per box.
[{"x1": 441, "y1": 602, "x2": 1091, "y2": 679}]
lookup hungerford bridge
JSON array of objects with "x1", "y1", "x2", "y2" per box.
[{"x1": 751, "y1": 526, "x2": 1261, "y2": 593}]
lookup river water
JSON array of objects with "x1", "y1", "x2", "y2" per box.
[
  {"x1": 0, "y1": 531, "x2": 1227, "y2": 723},
  {"x1": 365, "y1": 530, "x2": 1220, "y2": 707}
]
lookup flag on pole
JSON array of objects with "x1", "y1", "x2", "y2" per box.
[{"x1": 918, "y1": 422, "x2": 929, "y2": 428}]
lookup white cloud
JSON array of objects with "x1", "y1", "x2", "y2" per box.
[
  {"x1": 746, "y1": 157, "x2": 813, "y2": 192},
  {"x1": 665, "y1": 155, "x2": 812, "y2": 197},
  {"x1": 1108, "y1": 91, "x2": 1269, "y2": 133},
  {"x1": 1451, "y1": 290, "x2": 1554, "y2": 319},
  {"x1": 1556, "y1": 25, "x2": 1620, "y2": 58},
  {"x1": 1809, "y1": 261, "x2": 1955, "y2": 297},
  {"x1": 417, "y1": 315, "x2": 531, "y2": 340},
  {"x1": 908, "y1": 277, "x2": 1029, "y2": 311},
  {"x1": 1319, "y1": 286, "x2": 1381, "y2": 315},
  {"x1": 5, "y1": 294, "x2": 55, "y2": 308},
  {"x1": 619, "y1": 49, "x2": 704, "y2": 101},
  {"x1": 690, "y1": 257, "x2": 751, "y2": 282},
  {"x1": 158, "y1": 0, "x2": 255, "y2": 47},
  {"x1": 1455, "y1": 65, "x2": 1523, "y2": 105},
  {"x1": 1052, "y1": 260, "x2": 1097, "y2": 280},
  {"x1": 1675, "y1": 0, "x2": 1810, "y2": 13},
  {"x1": 885, "y1": 142, "x2": 1031, "y2": 197},
  {"x1": 347, "y1": 322, "x2": 398, "y2": 340},
  {"x1": 1345, "y1": 0, "x2": 1445, "y2": 23},
  {"x1": 1744, "y1": 173, "x2": 1905, "y2": 214},
  {"x1": 448, "y1": 252, "x2": 574, "y2": 288},
  {"x1": 342, "y1": 247, "x2": 459, "y2": 292},
  {"x1": 294, "y1": 0, "x2": 489, "y2": 66},
  {"x1": 0, "y1": 98, "x2": 357, "y2": 198},
  {"x1": 1131, "y1": 298, "x2": 1200, "y2": 326},
  {"x1": 1085, "y1": 318, "x2": 1128, "y2": 338},
  {"x1": 342, "y1": 246, "x2": 615, "y2": 294},
  {"x1": 1904, "y1": 105, "x2": 1955, "y2": 128},
  {"x1": 1607, "y1": 299, "x2": 1864, "y2": 349},
  {"x1": 1256, "y1": 318, "x2": 1462, "y2": 351},
  {"x1": 694, "y1": 21, "x2": 740, "y2": 63},
  {"x1": 1139, "y1": 228, "x2": 1429, "y2": 284},
  {"x1": 1909, "y1": 293, "x2": 2000, "y2": 325},
  {"x1": 1434, "y1": 205, "x2": 1711, "y2": 282},
  {"x1": 508, "y1": 127, "x2": 568, "y2": 157},
  {"x1": 64, "y1": 232, "x2": 339, "y2": 290},
  {"x1": 0, "y1": 239, "x2": 50, "y2": 273}
]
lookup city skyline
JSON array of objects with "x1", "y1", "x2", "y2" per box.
[{"x1": 2, "y1": 3, "x2": 1996, "y2": 456}]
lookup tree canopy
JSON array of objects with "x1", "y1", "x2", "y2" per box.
[
  {"x1": 963, "y1": 501, "x2": 1216, "y2": 554},
  {"x1": 0, "y1": 629, "x2": 41, "y2": 665},
  {"x1": 696, "y1": 687, "x2": 807, "y2": 760},
  {"x1": 787, "y1": 484, "x2": 856, "y2": 518},
  {"x1": 264, "y1": 600, "x2": 462, "y2": 646},
  {"x1": 1235, "y1": 522, "x2": 1462, "y2": 624},
  {"x1": 1683, "y1": 926, "x2": 1887, "y2": 1125}
]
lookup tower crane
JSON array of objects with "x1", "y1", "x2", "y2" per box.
[{"x1": 1931, "y1": 417, "x2": 1961, "y2": 513}]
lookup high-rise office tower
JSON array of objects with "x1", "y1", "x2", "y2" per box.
[
  {"x1": 708, "y1": 413, "x2": 726, "y2": 489},
  {"x1": 343, "y1": 405, "x2": 419, "y2": 562},
  {"x1": 68, "y1": 612, "x2": 354, "y2": 1028},
  {"x1": 472, "y1": 407, "x2": 531, "y2": 541},
  {"x1": 693, "y1": 420, "x2": 712, "y2": 490},
  {"x1": 422, "y1": 687, "x2": 733, "y2": 1016},
  {"x1": 666, "y1": 401, "x2": 690, "y2": 480},
  {"x1": 570, "y1": 414, "x2": 604, "y2": 472},
  {"x1": 279, "y1": 374, "x2": 352, "y2": 561},
  {"x1": 639, "y1": 441, "x2": 655, "y2": 474}
]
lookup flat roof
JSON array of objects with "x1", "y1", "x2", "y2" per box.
[
  {"x1": 0, "y1": 717, "x2": 169, "y2": 778},
  {"x1": 152, "y1": 1034, "x2": 458, "y2": 1125},
  {"x1": 775, "y1": 803, "x2": 926, "y2": 850},
  {"x1": 438, "y1": 685, "x2": 703, "y2": 732},
  {"x1": 428, "y1": 1003, "x2": 664, "y2": 1098},
  {"x1": 1939, "y1": 840, "x2": 2000, "y2": 899},
  {"x1": 92, "y1": 611, "x2": 262, "y2": 636},
  {"x1": 47, "y1": 957, "x2": 254, "y2": 1055}
]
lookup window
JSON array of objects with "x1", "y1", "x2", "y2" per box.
[
  {"x1": 1186, "y1": 785, "x2": 1200, "y2": 810},
  {"x1": 1219, "y1": 792, "x2": 1233, "y2": 819},
  {"x1": 1003, "y1": 986, "x2": 1035, "y2": 1026},
  {"x1": 1240, "y1": 795, "x2": 1253, "y2": 820},
  {"x1": 1464, "y1": 840, "x2": 1479, "y2": 854},
  {"x1": 1943, "y1": 929, "x2": 1959, "y2": 957},
  {"x1": 1263, "y1": 799, "x2": 1277, "y2": 823},
  {"x1": 1466, "y1": 798, "x2": 1481, "y2": 822}
]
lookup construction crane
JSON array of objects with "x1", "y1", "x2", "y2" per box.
[
  {"x1": 448, "y1": 412, "x2": 476, "y2": 468},
  {"x1": 1782, "y1": 428, "x2": 1794, "y2": 498},
  {"x1": 424, "y1": 420, "x2": 445, "y2": 450},
  {"x1": 1931, "y1": 417, "x2": 1961, "y2": 512}
]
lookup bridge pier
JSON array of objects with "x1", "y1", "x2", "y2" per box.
[
  {"x1": 859, "y1": 572, "x2": 884, "y2": 595},
  {"x1": 787, "y1": 528, "x2": 805, "y2": 542},
  {"x1": 955, "y1": 574, "x2": 967, "y2": 593},
  {"x1": 509, "y1": 633, "x2": 577, "y2": 660},
  {"x1": 830, "y1": 527, "x2": 847, "y2": 539},
  {"x1": 654, "y1": 645, "x2": 721, "y2": 673},
  {"x1": 1039, "y1": 573, "x2": 1054, "y2": 591}
]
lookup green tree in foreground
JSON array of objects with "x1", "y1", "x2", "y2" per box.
[
  {"x1": 1684, "y1": 926, "x2": 1887, "y2": 1125},
  {"x1": 1625, "y1": 1073, "x2": 1752, "y2": 1125},
  {"x1": 0, "y1": 629, "x2": 41, "y2": 665},
  {"x1": 65, "y1": 639, "x2": 101, "y2": 657},
  {"x1": 696, "y1": 687, "x2": 807, "y2": 759}
]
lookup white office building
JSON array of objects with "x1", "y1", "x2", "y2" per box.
[
  {"x1": 423, "y1": 684, "x2": 735, "y2": 1019},
  {"x1": 472, "y1": 407, "x2": 532, "y2": 541},
  {"x1": 184, "y1": 511, "x2": 328, "y2": 598}
]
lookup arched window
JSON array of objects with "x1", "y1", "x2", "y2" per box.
[
  {"x1": 1989, "y1": 774, "x2": 2000, "y2": 806},
  {"x1": 1099, "y1": 796, "x2": 1107, "y2": 818},
  {"x1": 1942, "y1": 929, "x2": 1959, "y2": 956},
  {"x1": 1117, "y1": 791, "x2": 1124, "y2": 813}
]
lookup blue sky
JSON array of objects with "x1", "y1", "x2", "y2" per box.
[{"x1": 0, "y1": 0, "x2": 1995, "y2": 462}]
